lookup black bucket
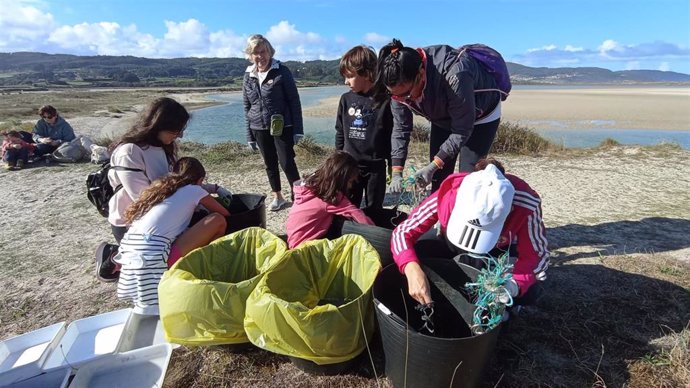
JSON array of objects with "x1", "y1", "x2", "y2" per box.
[
  {"x1": 339, "y1": 207, "x2": 408, "y2": 267},
  {"x1": 225, "y1": 193, "x2": 266, "y2": 235},
  {"x1": 373, "y1": 259, "x2": 501, "y2": 388},
  {"x1": 289, "y1": 354, "x2": 362, "y2": 376}
]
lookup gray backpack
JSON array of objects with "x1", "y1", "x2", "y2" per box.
[{"x1": 52, "y1": 138, "x2": 88, "y2": 163}]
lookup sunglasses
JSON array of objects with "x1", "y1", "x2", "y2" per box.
[
  {"x1": 42, "y1": 114, "x2": 56, "y2": 120},
  {"x1": 388, "y1": 71, "x2": 422, "y2": 101}
]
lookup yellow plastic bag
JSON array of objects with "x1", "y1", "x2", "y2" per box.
[
  {"x1": 158, "y1": 227, "x2": 287, "y2": 346},
  {"x1": 244, "y1": 234, "x2": 382, "y2": 364}
]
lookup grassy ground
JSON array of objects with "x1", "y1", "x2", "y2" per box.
[
  {"x1": 1, "y1": 90, "x2": 687, "y2": 387},
  {"x1": 0, "y1": 89, "x2": 220, "y2": 123},
  {"x1": 167, "y1": 140, "x2": 690, "y2": 388}
]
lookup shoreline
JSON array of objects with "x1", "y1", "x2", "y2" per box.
[
  {"x1": 3, "y1": 86, "x2": 687, "y2": 145},
  {"x1": 302, "y1": 87, "x2": 690, "y2": 132}
]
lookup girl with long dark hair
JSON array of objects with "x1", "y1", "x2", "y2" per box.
[{"x1": 286, "y1": 150, "x2": 374, "y2": 248}]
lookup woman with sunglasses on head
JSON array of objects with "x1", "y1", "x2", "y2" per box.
[
  {"x1": 32, "y1": 105, "x2": 76, "y2": 157},
  {"x1": 373, "y1": 39, "x2": 506, "y2": 193},
  {"x1": 95, "y1": 97, "x2": 221, "y2": 282}
]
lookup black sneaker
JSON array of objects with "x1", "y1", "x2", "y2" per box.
[{"x1": 95, "y1": 242, "x2": 120, "y2": 282}]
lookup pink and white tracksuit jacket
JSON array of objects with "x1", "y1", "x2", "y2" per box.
[{"x1": 391, "y1": 172, "x2": 549, "y2": 296}]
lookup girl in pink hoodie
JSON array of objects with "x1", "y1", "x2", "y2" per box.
[{"x1": 286, "y1": 150, "x2": 374, "y2": 248}]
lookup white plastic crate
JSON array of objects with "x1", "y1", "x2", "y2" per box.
[
  {"x1": 69, "y1": 343, "x2": 173, "y2": 388},
  {"x1": 1, "y1": 367, "x2": 71, "y2": 388},
  {"x1": 116, "y1": 313, "x2": 168, "y2": 353},
  {"x1": 0, "y1": 322, "x2": 66, "y2": 386},
  {"x1": 42, "y1": 309, "x2": 132, "y2": 371}
]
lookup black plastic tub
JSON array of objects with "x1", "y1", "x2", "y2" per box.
[
  {"x1": 288, "y1": 354, "x2": 362, "y2": 376},
  {"x1": 225, "y1": 193, "x2": 266, "y2": 235},
  {"x1": 373, "y1": 259, "x2": 501, "y2": 388},
  {"x1": 338, "y1": 207, "x2": 408, "y2": 267}
]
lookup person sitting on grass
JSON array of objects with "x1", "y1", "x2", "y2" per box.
[
  {"x1": 286, "y1": 150, "x2": 374, "y2": 249},
  {"x1": 391, "y1": 158, "x2": 549, "y2": 309},
  {"x1": 32, "y1": 105, "x2": 76, "y2": 158},
  {"x1": 2, "y1": 130, "x2": 35, "y2": 170},
  {"x1": 97, "y1": 157, "x2": 230, "y2": 315}
]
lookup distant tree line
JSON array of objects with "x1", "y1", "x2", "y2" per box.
[
  {"x1": 0, "y1": 52, "x2": 688, "y2": 89},
  {"x1": 0, "y1": 52, "x2": 342, "y2": 88}
]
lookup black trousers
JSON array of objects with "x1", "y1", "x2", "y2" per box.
[
  {"x1": 429, "y1": 118, "x2": 500, "y2": 192},
  {"x1": 349, "y1": 160, "x2": 387, "y2": 210},
  {"x1": 33, "y1": 143, "x2": 58, "y2": 157},
  {"x1": 252, "y1": 127, "x2": 300, "y2": 198}
]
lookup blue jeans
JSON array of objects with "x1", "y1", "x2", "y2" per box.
[{"x1": 3, "y1": 148, "x2": 29, "y2": 165}]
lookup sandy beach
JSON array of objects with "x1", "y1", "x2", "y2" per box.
[
  {"x1": 303, "y1": 87, "x2": 690, "y2": 132},
  {"x1": 0, "y1": 87, "x2": 688, "y2": 387}
]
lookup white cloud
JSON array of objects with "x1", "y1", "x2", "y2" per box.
[
  {"x1": 264, "y1": 20, "x2": 337, "y2": 61},
  {"x1": 47, "y1": 22, "x2": 160, "y2": 57},
  {"x1": 0, "y1": 0, "x2": 56, "y2": 51},
  {"x1": 161, "y1": 19, "x2": 210, "y2": 56},
  {"x1": 658, "y1": 62, "x2": 670, "y2": 72},
  {"x1": 363, "y1": 32, "x2": 390, "y2": 46},
  {"x1": 514, "y1": 40, "x2": 690, "y2": 72},
  {"x1": 527, "y1": 44, "x2": 557, "y2": 53}
]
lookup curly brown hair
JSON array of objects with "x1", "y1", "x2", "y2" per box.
[
  {"x1": 304, "y1": 150, "x2": 360, "y2": 205},
  {"x1": 124, "y1": 157, "x2": 205, "y2": 223}
]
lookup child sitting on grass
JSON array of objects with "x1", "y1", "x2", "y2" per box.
[
  {"x1": 100, "y1": 157, "x2": 230, "y2": 315},
  {"x1": 2, "y1": 130, "x2": 34, "y2": 170},
  {"x1": 286, "y1": 150, "x2": 374, "y2": 248}
]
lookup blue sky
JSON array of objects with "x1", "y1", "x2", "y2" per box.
[{"x1": 2, "y1": 0, "x2": 689, "y2": 74}]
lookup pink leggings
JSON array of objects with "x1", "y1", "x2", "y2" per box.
[{"x1": 166, "y1": 244, "x2": 183, "y2": 268}]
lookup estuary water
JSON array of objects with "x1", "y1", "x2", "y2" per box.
[{"x1": 183, "y1": 85, "x2": 689, "y2": 149}]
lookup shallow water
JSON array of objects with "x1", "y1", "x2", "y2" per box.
[{"x1": 183, "y1": 85, "x2": 689, "y2": 149}]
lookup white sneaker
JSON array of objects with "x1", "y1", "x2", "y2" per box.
[{"x1": 269, "y1": 197, "x2": 287, "y2": 211}]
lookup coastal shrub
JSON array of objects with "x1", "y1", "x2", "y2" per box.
[
  {"x1": 179, "y1": 140, "x2": 256, "y2": 164},
  {"x1": 490, "y1": 121, "x2": 559, "y2": 155},
  {"x1": 599, "y1": 137, "x2": 621, "y2": 148},
  {"x1": 411, "y1": 123, "x2": 430, "y2": 142},
  {"x1": 0, "y1": 121, "x2": 33, "y2": 133},
  {"x1": 295, "y1": 135, "x2": 332, "y2": 166}
]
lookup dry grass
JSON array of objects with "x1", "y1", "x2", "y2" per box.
[
  {"x1": 155, "y1": 251, "x2": 690, "y2": 388},
  {"x1": 0, "y1": 89, "x2": 219, "y2": 122},
  {"x1": 1, "y1": 89, "x2": 688, "y2": 388},
  {"x1": 158, "y1": 142, "x2": 690, "y2": 388}
]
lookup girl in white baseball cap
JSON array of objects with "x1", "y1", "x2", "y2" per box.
[{"x1": 390, "y1": 159, "x2": 549, "y2": 307}]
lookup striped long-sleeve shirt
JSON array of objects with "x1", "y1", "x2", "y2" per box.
[{"x1": 391, "y1": 172, "x2": 549, "y2": 296}]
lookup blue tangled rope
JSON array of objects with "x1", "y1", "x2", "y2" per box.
[
  {"x1": 464, "y1": 251, "x2": 515, "y2": 334},
  {"x1": 393, "y1": 165, "x2": 429, "y2": 209}
]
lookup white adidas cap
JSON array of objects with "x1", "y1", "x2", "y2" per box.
[{"x1": 446, "y1": 164, "x2": 515, "y2": 253}]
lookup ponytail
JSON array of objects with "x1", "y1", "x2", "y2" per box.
[{"x1": 372, "y1": 39, "x2": 422, "y2": 104}]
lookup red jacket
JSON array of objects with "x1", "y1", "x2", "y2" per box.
[{"x1": 391, "y1": 172, "x2": 549, "y2": 296}]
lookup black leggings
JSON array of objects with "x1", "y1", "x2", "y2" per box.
[
  {"x1": 253, "y1": 127, "x2": 300, "y2": 198},
  {"x1": 429, "y1": 118, "x2": 500, "y2": 192}
]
